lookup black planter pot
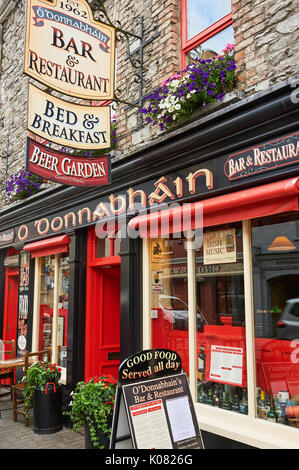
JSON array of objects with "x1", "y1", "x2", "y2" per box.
[
  {"x1": 84, "y1": 414, "x2": 112, "y2": 449},
  {"x1": 33, "y1": 382, "x2": 63, "y2": 434}
]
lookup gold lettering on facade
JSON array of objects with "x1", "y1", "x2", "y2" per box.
[
  {"x1": 186, "y1": 169, "x2": 214, "y2": 194},
  {"x1": 109, "y1": 194, "x2": 126, "y2": 215},
  {"x1": 127, "y1": 188, "x2": 147, "y2": 211},
  {"x1": 64, "y1": 212, "x2": 76, "y2": 228},
  {"x1": 148, "y1": 177, "x2": 175, "y2": 205},
  {"x1": 78, "y1": 207, "x2": 92, "y2": 225}
]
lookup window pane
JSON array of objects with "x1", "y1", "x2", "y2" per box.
[
  {"x1": 150, "y1": 238, "x2": 189, "y2": 374},
  {"x1": 196, "y1": 224, "x2": 248, "y2": 414},
  {"x1": 187, "y1": 26, "x2": 234, "y2": 63},
  {"x1": 252, "y1": 213, "x2": 299, "y2": 427},
  {"x1": 187, "y1": 0, "x2": 231, "y2": 40},
  {"x1": 96, "y1": 236, "x2": 111, "y2": 258},
  {"x1": 39, "y1": 256, "x2": 55, "y2": 352},
  {"x1": 58, "y1": 256, "x2": 69, "y2": 369}
]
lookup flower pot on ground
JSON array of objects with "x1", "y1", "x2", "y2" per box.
[
  {"x1": 23, "y1": 361, "x2": 62, "y2": 433},
  {"x1": 33, "y1": 382, "x2": 63, "y2": 434},
  {"x1": 66, "y1": 375, "x2": 117, "y2": 449}
]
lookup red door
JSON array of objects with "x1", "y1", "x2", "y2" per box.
[{"x1": 85, "y1": 229, "x2": 121, "y2": 381}]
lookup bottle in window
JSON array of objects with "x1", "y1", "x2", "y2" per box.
[
  {"x1": 267, "y1": 397, "x2": 278, "y2": 423},
  {"x1": 232, "y1": 394, "x2": 240, "y2": 413},
  {"x1": 274, "y1": 397, "x2": 285, "y2": 424},
  {"x1": 222, "y1": 392, "x2": 232, "y2": 410},
  {"x1": 213, "y1": 387, "x2": 221, "y2": 408},
  {"x1": 198, "y1": 385, "x2": 207, "y2": 404},
  {"x1": 258, "y1": 390, "x2": 267, "y2": 419},
  {"x1": 264, "y1": 391, "x2": 271, "y2": 415},
  {"x1": 206, "y1": 388, "x2": 214, "y2": 406}
]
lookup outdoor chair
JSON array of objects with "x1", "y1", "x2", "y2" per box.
[
  {"x1": 0, "y1": 340, "x2": 16, "y2": 399},
  {"x1": 12, "y1": 346, "x2": 52, "y2": 426}
]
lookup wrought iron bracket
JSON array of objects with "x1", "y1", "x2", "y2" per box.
[{"x1": 91, "y1": 0, "x2": 160, "y2": 125}]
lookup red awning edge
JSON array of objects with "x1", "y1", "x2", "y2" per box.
[
  {"x1": 128, "y1": 177, "x2": 299, "y2": 237},
  {"x1": 24, "y1": 235, "x2": 70, "y2": 258}
]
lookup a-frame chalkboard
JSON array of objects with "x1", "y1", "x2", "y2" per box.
[{"x1": 110, "y1": 349, "x2": 204, "y2": 450}]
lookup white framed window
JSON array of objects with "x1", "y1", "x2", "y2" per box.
[{"x1": 32, "y1": 254, "x2": 69, "y2": 384}]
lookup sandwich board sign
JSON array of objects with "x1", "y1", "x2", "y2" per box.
[{"x1": 110, "y1": 349, "x2": 204, "y2": 450}]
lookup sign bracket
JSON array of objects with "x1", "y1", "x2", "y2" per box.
[
  {"x1": 0, "y1": 138, "x2": 11, "y2": 194},
  {"x1": 91, "y1": 0, "x2": 160, "y2": 125}
]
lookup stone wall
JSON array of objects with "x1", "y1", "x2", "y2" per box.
[
  {"x1": 0, "y1": 0, "x2": 28, "y2": 207},
  {"x1": 96, "y1": 0, "x2": 180, "y2": 152}
]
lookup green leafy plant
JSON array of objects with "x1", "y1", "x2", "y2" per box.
[
  {"x1": 66, "y1": 375, "x2": 117, "y2": 449},
  {"x1": 23, "y1": 362, "x2": 62, "y2": 418}
]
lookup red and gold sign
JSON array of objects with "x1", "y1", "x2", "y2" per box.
[
  {"x1": 24, "y1": 0, "x2": 115, "y2": 100},
  {"x1": 26, "y1": 137, "x2": 111, "y2": 186}
]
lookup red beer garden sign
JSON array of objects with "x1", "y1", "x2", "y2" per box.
[{"x1": 26, "y1": 138, "x2": 111, "y2": 186}]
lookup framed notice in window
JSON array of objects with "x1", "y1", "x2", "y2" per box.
[
  {"x1": 207, "y1": 345, "x2": 245, "y2": 387},
  {"x1": 203, "y1": 229, "x2": 236, "y2": 265}
]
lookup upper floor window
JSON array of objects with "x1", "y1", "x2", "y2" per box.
[{"x1": 181, "y1": 0, "x2": 234, "y2": 67}]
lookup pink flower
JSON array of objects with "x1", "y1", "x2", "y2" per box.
[
  {"x1": 161, "y1": 73, "x2": 182, "y2": 87},
  {"x1": 222, "y1": 43, "x2": 235, "y2": 53}
]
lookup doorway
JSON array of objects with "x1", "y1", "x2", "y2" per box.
[{"x1": 85, "y1": 229, "x2": 121, "y2": 380}]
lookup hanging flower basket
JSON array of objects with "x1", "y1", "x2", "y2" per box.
[
  {"x1": 6, "y1": 169, "x2": 43, "y2": 202},
  {"x1": 139, "y1": 44, "x2": 236, "y2": 131}
]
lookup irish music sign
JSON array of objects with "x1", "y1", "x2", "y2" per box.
[
  {"x1": 24, "y1": 0, "x2": 115, "y2": 100},
  {"x1": 27, "y1": 83, "x2": 111, "y2": 150}
]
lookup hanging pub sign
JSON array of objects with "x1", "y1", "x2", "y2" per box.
[
  {"x1": 24, "y1": 0, "x2": 115, "y2": 100},
  {"x1": 110, "y1": 349, "x2": 204, "y2": 450},
  {"x1": 26, "y1": 137, "x2": 111, "y2": 186},
  {"x1": 27, "y1": 83, "x2": 111, "y2": 150}
]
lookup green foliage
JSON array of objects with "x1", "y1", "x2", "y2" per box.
[
  {"x1": 66, "y1": 375, "x2": 117, "y2": 449},
  {"x1": 23, "y1": 362, "x2": 62, "y2": 418}
]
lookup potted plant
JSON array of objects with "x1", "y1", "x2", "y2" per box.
[
  {"x1": 6, "y1": 168, "x2": 43, "y2": 202},
  {"x1": 23, "y1": 361, "x2": 62, "y2": 434},
  {"x1": 139, "y1": 43, "x2": 236, "y2": 131},
  {"x1": 66, "y1": 375, "x2": 117, "y2": 449}
]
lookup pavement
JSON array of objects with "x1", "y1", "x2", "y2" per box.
[{"x1": 0, "y1": 390, "x2": 85, "y2": 450}]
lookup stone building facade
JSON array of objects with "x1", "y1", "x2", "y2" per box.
[{"x1": 0, "y1": 0, "x2": 298, "y2": 204}]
